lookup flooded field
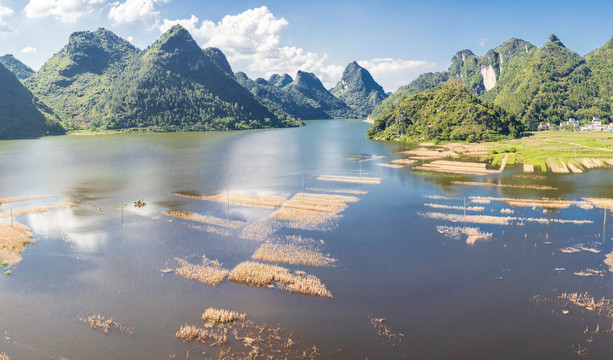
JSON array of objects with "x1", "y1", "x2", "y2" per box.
[{"x1": 0, "y1": 119, "x2": 612, "y2": 359}]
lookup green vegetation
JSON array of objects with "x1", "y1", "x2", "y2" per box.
[
  {"x1": 0, "y1": 54, "x2": 35, "y2": 80},
  {"x1": 367, "y1": 80, "x2": 522, "y2": 142},
  {"x1": 486, "y1": 131, "x2": 613, "y2": 172},
  {"x1": 0, "y1": 62, "x2": 65, "y2": 139},
  {"x1": 371, "y1": 35, "x2": 612, "y2": 132},
  {"x1": 25, "y1": 26, "x2": 299, "y2": 133},
  {"x1": 331, "y1": 61, "x2": 387, "y2": 118}
]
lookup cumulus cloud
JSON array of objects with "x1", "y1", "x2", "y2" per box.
[
  {"x1": 108, "y1": 0, "x2": 167, "y2": 25},
  {"x1": 0, "y1": 5, "x2": 14, "y2": 32},
  {"x1": 24, "y1": 0, "x2": 104, "y2": 23},
  {"x1": 21, "y1": 46, "x2": 38, "y2": 54},
  {"x1": 479, "y1": 38, "x2": 490, "y2": 47},
  {"x1": 160, "y1": 6, "x2": 435, "y2": 91}
]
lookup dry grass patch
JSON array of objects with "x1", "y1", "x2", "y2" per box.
[
  {"x1": 378, "y1": 163, "x2": 404, "y2": 168},
  {"x1": 202, "y1": 308, "x2": 246, "y2": 325},
  {"x1": 513, "y1": 174, "x2": 546, "y2": 180},
  {"x1": 176, "y1": 325, "x2": 227, "y2": 345},
  {"x1": 547, "y1": 158, "x2": 569, "y2": 173},
  {"x1": 78, "y1": 313, "x2": 134, "y2": 336},
  {"x1": 425, "y1": 203, "x2": 484, "y2": 212},
  {"x1": 229, "y1": 261, "x2": 332, "y2": 298},
  {"x1": 605, "y1": 252, "x2": 613, "y2": 272},
  {"x1": 523, "y1": 164, "x2": 535, "y2": 173},
  {"x1": 442, "y1": 143, "x2": 490, "y2": 156},
  {"x1": 317, "y1": 174, "x2": 381, "y2": 185},
  {"x1": 436, "y1": 226, "x2": 492, "y2": 245},
  {"x1": 271, "y1": 192, "x2": 358, "y2": 231},
  {"x1": 0, "y1": 353, "x2": 8, "y2": 360},
  {"x1": 175, "y1": 256, "x2": 229, "y2": 286},
  {"x1": 369, "y1": 316, "x2": 404, "y2": 346},
  {"x1": 451, "y1": 181, "x2": 557, "y2": 190},
  {"x1": 560, "y1": 292, "x2": 613, "y2": 317},
  {"x1": 178, "y1": 310, "x2": 320, "y2": 358},
  {"x1": 420, "y1": 212, "x2": 590, "y2": 226},
  {"x1": 573, "y1": 269, "x2": 604, "y2": 277},
  {"x1": 583, "y1": 197, "x2": 613, "y2": 211},
  {"x1": 164, "y1": 211, "x2": 244, "y2": 229},
  {"x1": 390, "y1": 158, "x2": 418, "y2": 165},
  {"x1": 306, "y1": 187, "x2": 368, "y2": 195},
  {"x1": 172, "y1": 191, "x2": 287, "y2": 209},
  {"x1": 400, "y1": 147, "x2": 459, "y2": 159},
  {"x1": 186, "y1": 224, "x2": 231, "y2": 236},
  {"x1": 239, "y1": 218, "x2": 284, "y2": 241},
  {"x1": 0, "y1": 202, "x2": 77, "y2": 218},
  {"x1": 0, "y1": 194, "x2": 51, "y2": 206},
  {"x1": 0, "y1": 222, "x2": 33, "y2": 266},
  {"x1": 470, "y1": 196, "x2": 592, "y2": 210},
  {"x1": 500, "y1": 208, "x2": 514, "y2": 214},
  {"x1": 252, "y1": 235, "x2": 336, "y2": 267}
]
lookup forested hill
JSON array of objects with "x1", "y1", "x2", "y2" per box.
[
  {"x1": 0, "y1": 63, "x2": 64, "y2": 139},
  {"x1": 367, "y1": 79, "x2": 522, "y2": 142},
  {"x1": 22, "y1": 25, "x2": 298, "y2": 132},
  {"x1": 332, "y1": 61, "x2": 387, "y2": 118},
  {"x1": 371, "y1": 35, "x2": 613, "y2": 131},
  {"x1": 0, "y1": 54, "x2": 35, "y2": 80}
]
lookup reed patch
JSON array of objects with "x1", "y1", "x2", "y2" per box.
[
  {"x1": 0, "y1": 202, "x2": 77, "y2": 218},
  {"x1": 175, "y1": 256, "x2": 229, "y2": 286},
  {"x1": 229, "y1": 261, "x2": 332, "y2": 298},
  {"x1": 252, "y1": 235, "x2": 337, "y2": 267},
  {"x1": 172, "y1": 191, "x2": 287, "y2": 209},
  {"x1": 317, "y1": 174, "x2": 381, "y2": 185},
  {"x1": 164, "y1": 211, "x2": 245, "y2": 229},
  {"x1": 436, "y1": 226, "x2": 492, "y2": 245},
  {"x1": 451, "y1": 181, "x2": 557, "y2": 190},
  {"x1": 78, "y1": 313, "x2": 134, "y2": 336},
  {"x1": 425, "y1": 203, "x2": 484, "y2": 212},
  {"x1": 369, "y1": 316, "x2": 404, "y2": 346},
  {"x1": 270, "y1": 192, "x2": 358, "y2": 231},
  {"x1": 0, "y1": 194, "x2": 51, "y2": 205},
  {"x1": 0, "y1": 222, "x2": 33, "y2": 266}
]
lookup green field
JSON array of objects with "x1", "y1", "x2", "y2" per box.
[{"x1": 486, "y1": 131, "x2": 613, "y2": 172}]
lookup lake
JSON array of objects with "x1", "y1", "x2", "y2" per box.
[{"x1": 0, "y1": 119, "x2": 612, "y2": 359}]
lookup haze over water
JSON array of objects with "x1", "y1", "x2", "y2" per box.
[{"x1": 0, "y1": 119, "x2": 612, "y2": 359}]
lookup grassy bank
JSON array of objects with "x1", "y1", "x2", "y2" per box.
[{"x1": 487, "y1": 131, "x2": 613, "y2": 173}]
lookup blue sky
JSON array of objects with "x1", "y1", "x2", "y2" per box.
[{"x1": 0, "y1": 0, "x2": 612, "y2": 92}]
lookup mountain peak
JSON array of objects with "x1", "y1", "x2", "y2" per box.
[
  {"x1": 331, "y1": 62, "x2": 387, "y2": 118},
  {"x1": 294, "y1": 70, "x2": 327, "y2": 91},
  {"x1": 0, "y1": 54, "x2": 35, "y2": 80},
  {"x1": 203, "y1": 47, "x2": 233, "y2": 75},
  {"x1": 548, "y1": 34, "x2": 565, "y2": 47},
  {"x1": 269, "y1": 73, "x2": 293, "y2": 87}
]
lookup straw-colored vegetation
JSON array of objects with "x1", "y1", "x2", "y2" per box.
[
  {"x1": 176, "y1": 325, "x2": 227, "y2": 345},
  {"x1": 317, "y1": 174, "x2": 381, "y2": 185},
  {"x1": 421, "y1": 211, "x2": 592, "y2": 226},
  {"x1": 424, "y1": 203, "x2": 484, "y2": 212},
  {"x1": 0, "y1": 353, "x2": 8, "y2": 360},
  {"x1": 177, "y1": 310, "x2": 320, "y2": 358},
  {"x1": 500, "y1": 208, "x2": 514, "y2": 214},
  {"x1": 0, "y1": 194, "x2": 51, "y2": 205},
  {"x1": 573, "y1": 269, "x2": 603, "y2": 277},
  {"x1": 523, "y1": 164, "x2": 534, "y2": 173},
  {"x1": 413, "y1": 160, "x2": 489, "y2": 175},
  {"x1": 306, "y1": 188, "x2": 368, "y2": 195},
  {"x1": 424, "y1": 194, "x2": 456, "y2": 200},
  {"x1": 252, "y1": 235, "x2": 336, "y2": 267},
  {"x1": 78, "y1": 313, "x2": 134, "y2": 336},
  {"x1": 271, "y1": 192, "x2": 358, "y2": 231},
  {"x1": 559, "y1": 292, "x2": 613, "y2": 319},
  {"x1": 583, "y1": 197, "x2": 613, "y2": 211},
  {"x1": 378, "y1": 163, "x2": 404, "y2": 168},
  {"x1": 369, "y1": 316, "x2": 404, "y2": 346},
  {"x1": 451, "y1": 181, "x2": 557, "y2": 190},
  {"x1": 390, "y1": 158, "x2": 418, "y2": 165},
  {"x1": 186, "y1": 224, "x2": 231, "y2": 236},
  {"x1": 436, "y1": 226, "x2": 492, "y2": 245},
  {"x1": 604, "y1": 252, "x2": 613, "y2": 272},
  {"x1": 513, "y1": 174, "x2": 547, "y2": 180},
  {"x1": 164, "y1": 211, "x2": 245, "y2": 229},
  {"x1": 0, "y1": 202, "x2": 77, "y2": 218},
  {"x1": 202, "y1": 308, "x2": 246, "y2": 325},
  {"x1": 399, "y1": 147, "x2": 459, "y2": 159},
  {"x1": 171, "y1": 191, "x2": 287, "y2": 209},
  {"x1": 0, "y1": 222, "x2": 33, "y2": 266},
  {"x1": 560, "y1": 245, "x2": 600, "y2": 254},
  {"x1": 469, "y1": 196, "x2": 593, "y2": 210},
  {"x1": 229, "y1": 261, "x2": 332, "y2": 298},
  {"x1": 442, "y1": 143, "x2": 490, "y2": 157},
  {"x1": 239, "y1": 218, "x2": 284, "y2": 241},
  {"x1": 175, "y1": 256, "x2": 229, "y2": 286},
  {"x1": 547, "y1": 158, "x2": 569, "y2": 173}
]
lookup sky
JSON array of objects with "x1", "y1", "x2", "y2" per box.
[{"x1": 0, "y1": 0, "x2": 612, "y2": 92}]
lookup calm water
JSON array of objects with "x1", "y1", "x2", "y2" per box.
[{"x1": 0, "y1": 119, "x2": 612, "y2": 359}]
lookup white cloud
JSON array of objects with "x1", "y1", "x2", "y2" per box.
[
  {"x1": 0, "y1": 5, "x2": 14, "y2": 32},
  {"x1": 21, "y1": 46, "x2": 38, "y2": 54},
  {"x1": 108, "y1": 0, "x2": 167, "y2": 25},
  {"x1": 24, "y1": 0, "x2": 104, "y2": 23},
  {"x1": 479, "y1": 38, "x2": 490, "y2": 47},
  {"x1": 160, "y1": 6, "x2": 435, "y2": 91}
]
